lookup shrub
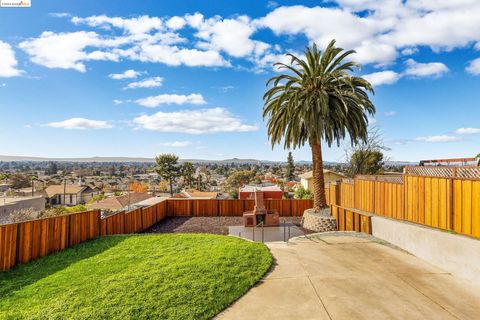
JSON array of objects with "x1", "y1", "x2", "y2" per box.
[
  {"x1": 293, "y1": 185, "x2": 313, "y2": 199},
  {"x1": 87, "y1": 194, "x2": 105, "y2": 204},
  {"x1": 64, "y1": 204, "x2": 88, "y2": 213}
]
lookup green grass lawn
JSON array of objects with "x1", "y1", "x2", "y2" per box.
[{"x1": 0, "y1": 234, "x2": 272, "y2": 320}]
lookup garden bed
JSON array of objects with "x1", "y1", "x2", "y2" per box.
[{"x1": 146, "y1": 216, "x2": 307, "y2": 235}]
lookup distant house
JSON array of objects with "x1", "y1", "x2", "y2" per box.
[
  {"x1": 299, "y1": 170, "x2": 346, "y2": 191},
  {"x1": 87, "y1": 192, "x2": 153, "y2": 211},
  {"x1": 239, "y1": 185, "x2": 283, "y2": 200},
  {"x1": 13, "y1": 187, "x2": 44, "y2": 197},
  {"x1": 45, "y1": 185, "x2": 100, "y2": 206}
]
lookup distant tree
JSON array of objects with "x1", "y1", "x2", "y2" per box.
[
  {"x1": 286, "y1": 152, "x2": 295, "y2": 181},
  {"x1": 294, "y1": 185, "x2": 313, "y2": 200},
  {"x1": 344, "y1": 127, "x2": 388, "y2": 177},
  {"x1": 263, "y1": 40, "x2": 375, "y2": 212},
  {"x1": 46, "y1": 162, "x2": 58, "y2": 175},
  {"x1": 223, "y1": 170, "x2": 255, "y2": 198},
  {"x1": 158, "y1": 180, "x2": 169, "y2": 192},
  {"x1": 128, "y1": 182, "x2": 148, "y2": 193},
  {"x1": 109, "y1": 165, "x2": 116, "y2": 177},
  {"x1": 0, "y1": 173, "x2": 10, "y2": 183},
  {"x1": 181, "y1": 162, "x2": 195, "y2": 188},
  {"x1": 196, "y1": 174, "x2": 205, "y2": 191},
  {"x1": 10, "y1": 174, "x2": 31, "y2": 189},
  {"x1": 155, "y1": 154, "x2": 180, "y2": 196}
]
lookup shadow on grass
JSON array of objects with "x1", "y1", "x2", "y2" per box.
[
  {"x1": 147, "y1": 216, "x2": 194, "y2": 233},
  {"x1": 0, "y1": 235, "x2": 128, "y2": 299}
]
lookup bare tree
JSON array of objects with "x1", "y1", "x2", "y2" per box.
[{"x1": 343, "y1": 127, "x2": 390, "y2": 178}]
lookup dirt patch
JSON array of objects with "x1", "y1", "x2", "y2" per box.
[{"x1": 146, "y1": 216, "x2": 307, "y2": 235}]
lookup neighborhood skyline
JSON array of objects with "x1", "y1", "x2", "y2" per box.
[{"x1": 1, "y1": 1, "x2": 480, "y2": 162}]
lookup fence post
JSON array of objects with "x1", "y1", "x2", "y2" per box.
[
  {"x1": 333, "y1": 181, "x2": 341, "y2": 206},
  {"x1": 353, "y1": 178, "x2": 357, "y2": 211},
  {"x1": 15, "y1": 223, "x2": 21, "y2": 266},
  {"x1": 450, "y1": 168, "x2": 456, "y2": 231}
]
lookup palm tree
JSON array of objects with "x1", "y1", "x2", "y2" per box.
[{"x1": 263, "y1": 40, "x2": 375, "y2": 212}]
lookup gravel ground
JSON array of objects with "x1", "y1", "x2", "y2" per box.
[{"x1": 146, "y1": 216, "x2": 308, "y2": 235}]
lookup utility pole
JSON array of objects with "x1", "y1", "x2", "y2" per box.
[{"x1": 31, "y1": 169, "x2": 35, "y2": 197}]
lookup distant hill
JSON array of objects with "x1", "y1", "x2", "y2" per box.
[
  {"x1": 0, "y1": 155, "x2": 307, "y2": 164},
  {"x1": 0, "y1": 155, "x2": 155, "y2": 163},
  {"x1": 0, "y1": 155, "x2": 415, "y2": 166}
]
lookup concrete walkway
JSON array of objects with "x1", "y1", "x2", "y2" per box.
[{"x1": 216, "y1": 233, "x2": 480, "y2": 320}]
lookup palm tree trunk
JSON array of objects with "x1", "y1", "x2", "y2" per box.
[{"x1": 310, "y1": 137, "x2": 328, "y2": 211}]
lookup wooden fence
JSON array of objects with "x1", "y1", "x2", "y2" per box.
[
  {"x1": 2, "y1": 173, "x2": 478, "y2": 272},
  {"x1": 164, "y1": 199, "x2": 314, "y2": 217},
  {"x1": 0, "y1": 200, "x2": 168, "y2": 272},
  {"x1": 331, "y1": 205, "x2": 372, "y2": 234},
  {"x1": 333, "y1": 173, "x2": 480, "y2": 239},
  {"x1": 1, "y1": 198, "x2": 315, "y2": 272}
]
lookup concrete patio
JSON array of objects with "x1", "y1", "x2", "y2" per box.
[{"x1": 216, "y1": 233, "x2": 480, "y2": 320}]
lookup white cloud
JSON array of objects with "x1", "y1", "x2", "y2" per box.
[
  {"x1": 48, "y1": 12, "x2": 71, "y2": 18},
  {"x1": 401, "y1": 47, "x2": 418, "y2": 56},
  {"x1": 19, "y1": 31, "x2": 118, "y2": 72},
  {"x1": 128, "y1": 43, "x2": 230, "y2": 67},
  {"x1": 363, "y1": 71, "x2": 401, "y2": 86},
  {"x1": 133, "y1": 108, "x2": 258, "y2": 134},
  {"x1": 267, "y1": 1, "x2": 279, "y2": 9},
  {"x1": 20, "y1": 19, "x2": 229, "y2": 71},
  {"x1": 387, "y1": 139, "x2": 407, "y2": 146},
  {"x1": 255, "y1": 3, "x2": 480, "y2": 66},
  {"x1": 367, "y1": 117, "x2": 377, "y2": 125},
  {"x1": 187, "y1": 14, "x2": 267, "y2": 58},
  {"x1": 381, "y1": 111, "x2": 396, "y2": 117},
  {"x1": 124, "y1": 76, "x2": 163, "y2": 89},
  {"x1": 166, "y1": 16, "x2": 186, "y2": 30},
  {"x1": 135, "y1": 93, "x2": 206, "y2": 107},
  {"x1": 159, "y1": 141, "x2": 193, "y2": 147},
  {"x1": 113, "y1": 99, "x2": 124, "y2": 105},
  {"x1": 109, "y1": 69, "x2": 141, "y2": 79},
  {"x1": 20, "y1": 4, "x2": 480, "y2": 73},
  {"x1": 0, "y1": 41, "x2": 23, "y2": 77},
  {"x1": 466, "y1": 58, "x2": 480, "y2": 75},
  {"x1": 45, "y1": 117, "x2": 113, "y2": 130},
  {"x1": 415, "y1": 135, "x2": 461, "y2": 143},
  {"x1": 257, "y1": 6, "x2": 380, "y2": 50},
  {"x1": 404, "y1": 59, "x2": 449, "y2": 78},
  {"x1": 455, "y1": 127, "x2": 480, "y2": 135},
  {"x1": 72, "y1": 15, "x2": 163, "y2": 35},
  {"x1": 218, "y1": 85, "x2": 235, "y2": 92}
]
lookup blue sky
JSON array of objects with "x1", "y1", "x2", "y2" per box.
[{"x1": 0, "y1": 0, "x2": 479, "y2": 162}]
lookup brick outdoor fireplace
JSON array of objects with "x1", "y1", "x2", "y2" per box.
[{"x1": 243, "y1": 190, "x2": 280, "y2": 227}]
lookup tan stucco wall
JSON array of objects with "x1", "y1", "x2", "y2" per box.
[
  {"x1": 0, "y1": 196, "x2": 45, "y2": 223},
  {"x1": 301, "y1": 172, "x2": 343, "y2": 191}
]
